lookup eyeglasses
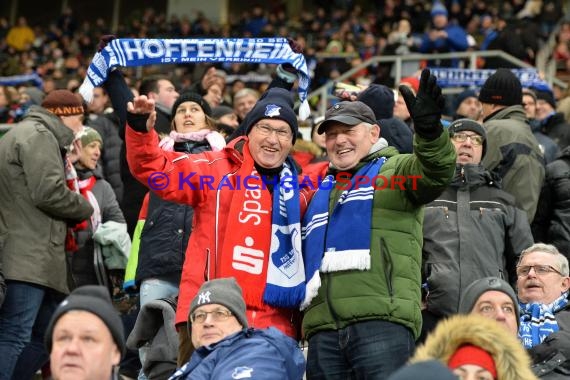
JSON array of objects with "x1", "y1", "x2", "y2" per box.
[
  {"x1": 254, "y1": 124, "x2": 292, "y2": 140},
  {"x1": 516, "y1": 265, "x2": 563, "y2": 277},
  {"x1": 190, "y1": 309, "x2": 233, "y2": 324},
  {"x1": 451, "y1": 132, "x2": 484, "y2": 146}
]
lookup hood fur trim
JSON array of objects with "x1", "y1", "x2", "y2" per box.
[{"x1": 413, "y1": 314, "x2": 537, "y2": 380}]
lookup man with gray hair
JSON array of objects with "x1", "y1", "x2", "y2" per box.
[
  {"x1": 516, "y1": 243, "x2": 570, "y2": 377},
  {"x1": 302, "y1": 69, "x2": 456, "y2": 378}
]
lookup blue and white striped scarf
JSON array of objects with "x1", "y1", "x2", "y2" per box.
[
  {"x1": 0, "y1": 72, "x2": 43, "y2": 88},
  {"x1": 79, "y1": 37, "x2": 311, "y2": 119},
  {"x1": 264, "y1": 158, "x2": 305, "y2": 308},
  {"x1": 300, "y1": 157, "x2": 386, "y2": 309},
  {"x1": 519, "y1": 292, "x2": 569, "y2": 348}
]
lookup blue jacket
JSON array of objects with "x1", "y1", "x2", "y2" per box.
[{"x1": 169, "y1": 327, "x2": 305, "y2": 380}]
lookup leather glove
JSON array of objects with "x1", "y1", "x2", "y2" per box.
[
  {"x1": 399, "y1": 68, "x2": 444, "y2": 140},
  {"x1": 97, "y1": 34, "x2": 117, "y2": 52}
]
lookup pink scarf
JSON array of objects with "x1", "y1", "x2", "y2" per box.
[{"x1": 158, "y1": 129, "x2": 226, "y2": 152}]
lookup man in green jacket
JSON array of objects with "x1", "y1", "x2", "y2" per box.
[
  {"x1": 301, "y1": 69, "x2": 456, "y2": 379},
  {"x1": 0, "y1": 90, "x2": 93, "y2": 379},
  {"x1": 479, "y1": 68, "x2": 545, "y2": 222}
]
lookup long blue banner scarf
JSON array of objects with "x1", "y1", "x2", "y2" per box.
[
  {"x1": 300, "y1": 157, "x2": 386, "y2": 309},
  {"x1": 79, "y1": 37, "x2": 311, "y2": 119},
  {"x1": 264, "y1": 158, "x2": 305, "y2": 307},
  {"x1": 426, "y1": 68, "x2": 550, "y2": 89},
  {"x1": 519, "y1": 291, "x2": 569, "y2": 348},
  {"x1": 0, "y1": 72, "x2": 43, "y2": 88}
]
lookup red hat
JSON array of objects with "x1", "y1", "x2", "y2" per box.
[
  {"x1": 448, "y1": 344, "x2": 497, "y2": 379},
  {"x1": 400, "y1": 76, "x2": 420, "y2": 94}
]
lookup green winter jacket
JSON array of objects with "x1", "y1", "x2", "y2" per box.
[
  {"x1": 481, "y1": 105, "x2": 545, "y2": 222},
  {"x1": 302, "y1": 131, "x2": 456, "y2": 340}
]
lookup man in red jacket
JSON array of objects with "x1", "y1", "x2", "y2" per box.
[{"x1": 125, "y1": 87, "x2": 313, "y2": 365}]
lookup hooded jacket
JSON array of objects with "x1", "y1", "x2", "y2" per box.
[
  {"x1": 0, "y1": 106, "x2": 93, "y2": 294},
  {"x1": 169, "y1": 327, "x2": 305, "y2": 380},
  {"x1": 482, "y1": 105, "x2": 545, "y2": 222},
  {"x1": 413, "y1": 314, "x2": 538, "y2": 380}
]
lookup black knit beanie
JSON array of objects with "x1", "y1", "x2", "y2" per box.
[
  {"x1": 172, "y1": 92, "x2": 212, "y2": 117},
  {"x1": 535, "y1": 89, "x2": 557, "y2": 109},
  {"x1": 243, "y1": 87, "x2": 298, "y2": 143},
  {"x1": 45, "y1": 285, "x2": 126, "y2": 356},
  {"x1": 478, "y1": 68, "x2": 522, "y2": 106},
  {"x1": 357, "y1": 84, "x2": 395, "y2": 120}
]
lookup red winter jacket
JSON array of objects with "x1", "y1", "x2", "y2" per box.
[{"x1": 126, "y1": 127, "x2": 313, "y2": 338}]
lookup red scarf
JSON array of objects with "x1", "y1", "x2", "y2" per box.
[
  {"x1": 65, "y1": 175, "x2": 96, "y2": 252},
  {"x1": 220, "y1": 144, "x2": 272, "y2": 309}
]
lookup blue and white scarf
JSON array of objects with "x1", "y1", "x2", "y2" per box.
[
  {"x1": 0, "y1": 72, "x2": 43, "y2": 88},
  {"x1": 79, "y1": 37, "x2": 311, "y2": 119},
  {"x1": 519, "y1": 292, "x2": 569, "y2": 348},
  {"x1": 263, "y1": 159, "x2": 306, "y2": 307},
  {"x1": 300, "y1": 157, "x2": 386, "y2": 309}
]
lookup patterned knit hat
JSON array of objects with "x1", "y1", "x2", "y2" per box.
[
  {"x1": 77, "y1": 127, "x2": 103, "y2": 148},
  {"x1": 42, "y1": 89, "x2": 84, "y2": 116}
]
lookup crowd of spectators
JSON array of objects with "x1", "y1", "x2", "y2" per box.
[
  {"x1": 0, "y1": 0, "x2": 568, "y2": 127},
  {"x1": 2, "y1": 1, "x2": 570, "y2": 379}
]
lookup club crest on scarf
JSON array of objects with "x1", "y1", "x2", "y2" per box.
[{"x1": 265, "y1": 104, "x2": 281, "y2": 118}]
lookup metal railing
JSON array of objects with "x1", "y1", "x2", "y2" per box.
[{"x1": 306, "y1": 50, "x2": 568, "y2": 117}]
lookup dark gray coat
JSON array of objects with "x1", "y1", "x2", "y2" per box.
[{"x1": 423, "y1": 164, "x2": 533, "y2": 316}]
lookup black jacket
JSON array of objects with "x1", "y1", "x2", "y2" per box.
[
  {"x1": 541, "y1": 112, "x2": 570, "y2": 150},
  {"x1": 135, "y1": 140, "x2": 212, "y2": 285},
  {"x1": 528, "y1": 304, "x2": 570, "y2": 378},
  {"x1": 532, "y1": 146, "x2": 570, "y2": 260}
]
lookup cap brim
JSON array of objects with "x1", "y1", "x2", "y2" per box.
[{"x1": 317, "y1": 116, "x2": 365, "y2": 134}]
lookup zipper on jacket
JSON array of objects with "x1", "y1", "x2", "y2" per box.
[
  {"x1": 204, "y1": 248, "x2": 211, "y2": 281},
  {"x1": 381, "y1": 238, "x2": 394, "y2": 301}
]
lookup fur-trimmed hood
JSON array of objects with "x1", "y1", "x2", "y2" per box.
[{"x1": 413, "y1": 314, "x2": 537, "y2": 380}]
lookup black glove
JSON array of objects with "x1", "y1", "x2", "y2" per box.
[
  {"x1": 97, "y1": 34, "x2": 117, "y2": 52},
  {"x1": 399, "y1": 69, "x2": 444, "y2": 140},
  {"x1": 126, "y1": 112, "x2": 150, "y2": 133}
]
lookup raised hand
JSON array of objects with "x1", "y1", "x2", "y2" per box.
[
  {"x1": 97, "y1": 34, "x2": 117, "y2": 52},
  {"x1": 127, "y1": 95, "x2": 156, "y2": 132},
  {"x1": 398, "y1": 68, "x2": 445, "y2": 139}
]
